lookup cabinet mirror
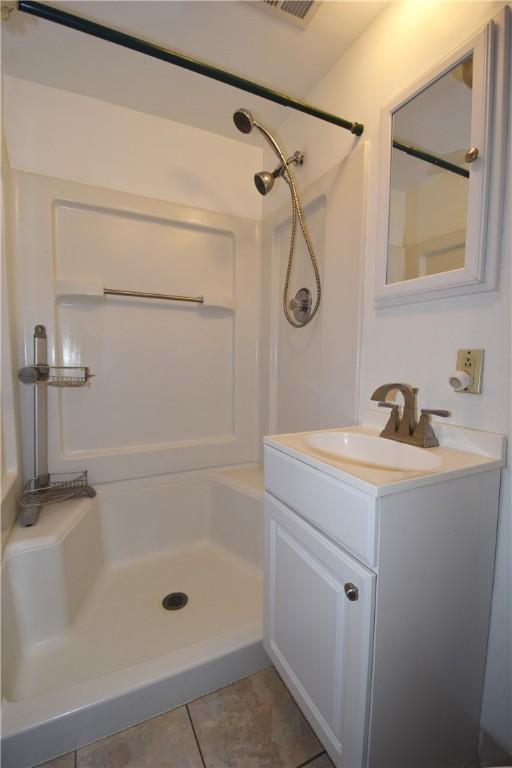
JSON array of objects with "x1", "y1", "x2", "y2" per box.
[{"x1": 375, "y1": 11, "x2": 509, "y2": 307}]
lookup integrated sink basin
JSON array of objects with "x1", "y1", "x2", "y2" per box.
[
  {"x1": 304, "y1": 431, "x2": 443, "y2": 471},
  {"x1": 265, "y1": 418, "x2": 505, "y2": 497}
]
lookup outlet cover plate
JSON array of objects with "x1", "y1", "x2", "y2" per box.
[{"x1": 456, "y1": 348, "x2": 484, "y2": 394}]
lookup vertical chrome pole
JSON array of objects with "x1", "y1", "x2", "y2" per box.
[{"x1": 33, "y1": 324, "x2": 49, "y2": 486}]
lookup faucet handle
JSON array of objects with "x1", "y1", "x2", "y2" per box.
[
  {"x1": 414, "y1": 409, "x2": 451, "y2": 448},
  {"x1": 378, "y1": 401, "x2": 400, "y2": 433}
]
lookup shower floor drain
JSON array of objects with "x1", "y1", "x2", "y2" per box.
[{"x1": 162, "y1": 592, "x2": 189, "y2": 611}]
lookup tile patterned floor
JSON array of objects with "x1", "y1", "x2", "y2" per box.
[
  {"x1": 37, "y1": 668, "x2": 334, "y2": 768},
  {"x1": 39, "y1": 756, "x2": 75, "y2": 768}
]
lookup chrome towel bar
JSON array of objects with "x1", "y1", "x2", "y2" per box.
[
  {"x1": 55, "y1": 281, "x2": 236, "y2": 310},
  {"x1": 103, "y1": 288, "x2": 204, "y2": 304}
]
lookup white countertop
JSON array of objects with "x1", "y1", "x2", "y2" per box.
[{"x1": 264, "y1": 421, "x2": 506, "y2": 497}]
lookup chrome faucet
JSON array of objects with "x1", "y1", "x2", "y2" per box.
[{"x1": 370, "y1": 383, "x2": 450, "y2": 448}]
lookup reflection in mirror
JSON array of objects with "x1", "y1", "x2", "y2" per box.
[{"x1": 387, "y1": 55, "x2": 473, "y2": 284}]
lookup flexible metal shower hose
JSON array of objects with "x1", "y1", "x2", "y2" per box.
[
  {"x1": 265, "y1": 136, "x2": 321, "y2": 328},
  {"x1": 254, "y1": 116, "x2": 321, "y2": 328},
  {"x1": 281, "y1": 169, "x2": 321, "y2": 327}
]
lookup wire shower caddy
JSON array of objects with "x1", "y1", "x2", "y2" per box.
[{"x1": 17, "y1": 325, "x2": 96, "y2": 525}]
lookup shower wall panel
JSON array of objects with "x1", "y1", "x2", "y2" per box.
[
  {"x1": 13, "y1": 172, "x2": 261, "y2": 483},
  {"x1": 262, "y1": 145, "x2": 367, "y2": 436},
  {"x1": 55, "y1": 202, "x2": 235, "y2": 451},
  {"x1": 272, "y1": 194, "x2": 327, "y2": 431}
]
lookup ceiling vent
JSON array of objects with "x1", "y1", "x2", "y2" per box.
[{"x1": 258, "y1": 1, "x2": 321, "y2": 29}]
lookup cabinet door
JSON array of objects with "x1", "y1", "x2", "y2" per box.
[{"x1": 264, "y1": 493, "x2": 375, "y2": 768}]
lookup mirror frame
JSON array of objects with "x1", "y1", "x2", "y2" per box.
[{"x1": 375, "y1": 10, "x2": 509, "y2": 308}]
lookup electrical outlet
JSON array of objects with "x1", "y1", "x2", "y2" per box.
[{"x1": 456, "y1": 349, "x2": 484, "y2": 394}]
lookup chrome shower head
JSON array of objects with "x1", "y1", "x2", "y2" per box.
[
  {"x1": 254, "y1": 170, "x2": 276, "y2": 196},
  {"x1": 233, "y1": 108, "x2": 256, "y2": 134},
  {"x1": 253, "y1": 152, "x2": 304, "y2": 196}
]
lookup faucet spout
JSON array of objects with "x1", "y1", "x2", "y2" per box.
[
  {"x1": 371, "y1": 383, "x2": 450, "y2": 448},
  {"x1": 371, "y1": 383, "x2": 418, "y2": 438}
]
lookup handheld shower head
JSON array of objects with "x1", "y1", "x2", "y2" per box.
[{"x1": 233, "y1": 108, "x2": 255, "y2": 134}]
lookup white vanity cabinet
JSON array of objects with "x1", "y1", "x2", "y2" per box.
[
  {"x1": 265, "y1": 494, "x2": 375, "y2": 767},
  {"x1": 263, "y1": 436, "x2": 503, "y2": 768}
]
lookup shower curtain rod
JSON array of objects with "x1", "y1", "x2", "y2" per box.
[{"x1": 17, "y1": 1, "x2": 364, "y2": 136}]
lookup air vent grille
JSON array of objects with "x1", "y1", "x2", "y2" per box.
[
  {"x1": 264, "y1": 1, "x2": 314, "y2": 20},
  {"x1": 260, "y1": 0, "x2": 320, "y2": 28}
]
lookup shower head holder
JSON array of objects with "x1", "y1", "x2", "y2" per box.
[{"x1": 254, "y1": 151, "x2": 304, "y2": 196}]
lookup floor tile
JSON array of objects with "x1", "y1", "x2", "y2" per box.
[
  {"x1": 301, "y1": 754, "x2": 334, "y2": 768},
  {"x1": 188, "y1": 667, "x2": 321, "y2": 768},
  {"x1": 77, "y1": 706, "x2": 203, "y2": 768},
  {"x1": 37, "y1": 754, "x2": 75, "y2": 768}
]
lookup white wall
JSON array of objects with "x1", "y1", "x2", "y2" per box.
[
  {"x1": 3, "y1": 76, "x2": 263, "y2": 221},
  {"x1": 265, "y1": 1, "x2": 511, "y2": 755}
]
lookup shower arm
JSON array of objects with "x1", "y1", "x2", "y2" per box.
[
  {"x1": 271, "y1": 152, "x2": 303, "y2": 178},
  {"x1": 252, "y1": 122, "x2": 306, "y2": 190},
  {"x1": 16, "y1": 1, "x2": 364, "y2": 136},
  {"x1": 253, "y1": 122, "x2": 290, "y2": 169}
]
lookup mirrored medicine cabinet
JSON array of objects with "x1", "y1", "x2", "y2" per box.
[{"x1": 375, "y1": 8, "x2": 510, "y2": 307}]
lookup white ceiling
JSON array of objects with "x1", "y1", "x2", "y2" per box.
[{"x1": 2, "y1": 1, "x2": 387, "y2": 140}]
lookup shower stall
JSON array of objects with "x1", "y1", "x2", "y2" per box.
[
  {"x1": 1, "y1": 6, "x2": 366, "y2": 766},
  {"x1": 2, "y1": 471, "x2": 265, "y2": 767},
  {"x1": 2, "y1": 168, "x2": 268, "y2": 766}
]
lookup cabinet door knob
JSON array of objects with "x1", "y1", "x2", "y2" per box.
[
  {"x1": 465, "y1": 146, "x2": 479, "y2": 162},
  {"x1": 344, "y1": 583, "x2": 359, "y2": 602}
]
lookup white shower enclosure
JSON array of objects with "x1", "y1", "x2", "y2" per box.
[{"x1": 2, "y1": 75, "x2": 366, "y2": 768}]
